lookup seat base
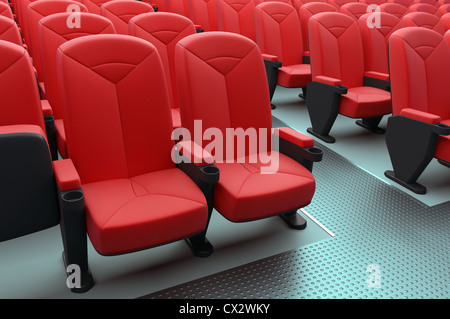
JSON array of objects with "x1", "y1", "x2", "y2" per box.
[
  {"x1": 355, "y1": 119, "x2": 385, "y2": 134},
  {"x1": 271, "y1": 103, "x2": 276, "y2": 110},
  {"x1": 384, "y1": 170, "x2": 427, "y2": 195},
  {"x1": 279, "y1": 210, "x2": 307, "y2": 230},
  {"x1": 307, "y1": 127, "x2": 336, "y2": 144},
  {"x1": 185, "y1": 237, "x2": 213, "y2": 258},
  {"x1": 62, "y1": 251, "x2": 94, "y2": 293}
]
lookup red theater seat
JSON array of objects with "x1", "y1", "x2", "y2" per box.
[
  {"x1": 402, "y1": 11, "x2": 446, "y2": 34},
  {"x1": 387, "y1": 0, "x2": 413, "y2": 6},
  {"x1": 379, "y1": 2, "x2": 409, "y2": 18},
  {"x1": 129, "y1": 12, "x2": 196, "y2": 128},
  {"x1": 55, "y1": 34, "x2": 217, "y2": 292},
  {"x1": 299, "y1": 2, "x2": 337, "y2": 57},
  {"x1": 339, "y1": 2, "x2": 369, "y2": 21},
  {"x1": 327, "y1": 0, "x2": 358, "y2": 9},
  {"x1": 175, "y1": 31, "x2": 322, "y2": 232},
  {"x1": 38, "y1": 12, "x2": 116, "y2": 159},
  {"x1": 216, "y1": 0, "x2": 259, "y2": 41},
  {"x1": 408, "y1": 3, "x2": 443, "y2": 17},
  {"x1": 254, "y1": 1, "x2": 311, "y2": 106},
  {"x1": 293, "y1": 0, "x2": 326, "y2": 12},
  {"x1": 306, "y1": 12, "x2": 392, "y2": 143},
  {"x1": 385, "y1": 27, "x2": 450, "y2": 194},
  {"x1": 441, "y1": 12, "x2": 450, "y2": 29},
  {"x1": 0, "y1": 40, "x2": 60, "y2": 242},
  {"x1": 81, "y1": 0, "x2": 114, "y2": 14},
  {"x1": 412, "y1": 0, "x2": 439, "y2": 6},
  {"x1": 359, "y1": 0, "x2": 386, "y2": 5},
  {"x1": 27, "y1": 0, "x2": 88, "y2": 83},
  {"x1": 359, "y1": 12, "x2": 403, "y2": 74},
  {"x1": 100, "y1": 0, "x2": 154, "y2": 34}
]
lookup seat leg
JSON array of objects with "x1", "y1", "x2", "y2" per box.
[
  {"x1": 355, "y1": 115, "x2": 385, "y2": 134},
  {"x1": 279, "y1": 210, "x2": 307, "y2": 230},
  {"x1": 298, "y1": 86, "x2": 307, "y2": 100},
  {"x1": 185, "y1": 233, "x2": 213, "y2": 258},
  {"x1": 264, "y1": 59, "x2": 282, "y2": 110}
]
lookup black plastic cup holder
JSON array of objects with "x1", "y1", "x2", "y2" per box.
[
  {"x1": 62, "y1": 190, "x2": 84, "y2": 203},
  {"x1": 307, "y1": 147, "x2": 323, "y2": 154},
  {"x1": 201, "y1": 165, "x2": 219, "y2": 175}
]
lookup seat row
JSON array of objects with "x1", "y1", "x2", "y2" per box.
[{"x1": 0, "y1": 5, "x2": 324, "y2": 293}]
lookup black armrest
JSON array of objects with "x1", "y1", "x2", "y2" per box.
[
  {"x1": 263, "y1": 57, "x2": 282, "y2": 108},
  {"x1": 363, "y1": 76, "x2": 390, "y2": 92}
]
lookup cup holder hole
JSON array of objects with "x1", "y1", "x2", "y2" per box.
[
  {"x1": 62, "y1": 190, "x2": 84, "y2": 202},
  {"x1": 201, "y1": 166, "x2": 219, "y2": 175}
]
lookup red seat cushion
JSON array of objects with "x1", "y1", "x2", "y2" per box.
[
  {"x1": 214, "y1": 152, "x2": 316, "y2": 222},
  {"x1": 278, "y1": 64, "x2": 311, "y2": 87},
  {"x1": 339, "y1": 86, "x2": 392, "y2": 118},
  {"x1": 83, "y1": 168, "x2": 208, "y2": 255}
]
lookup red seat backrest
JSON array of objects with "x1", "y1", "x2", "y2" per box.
[
  {"x1": 0, "y1": 15, "x2": 22, "y2": 45},
  {"x1": 299, "y1": 2, "x2": 337, "y2": 52},
  {"x1": 408, "y1": 3, "x2": 442, "y2": 17},
  {"x1": 0, "y1": 1, "x2": 14, "y2": 19},
  {"x1": 167, "y1": 0, "x2": 190, "y2": 17},
  {"x1": 412, "y1": 0, "x2": 439, "y2": 6},
  {"x1": 327, "y1": 0, "x2": 358, "y2": 9},
  {"x1": 39, "y1": 12, "x2": 116, "y2": 120},
  {"x1": 175, "y1": 32, "x2": 273, "y2": 159},
  {"x1": 254, "y1": 1, "x2": 304, "y2": 65},
  {"x1": 129, "y1": 12, "x2": 196, "y2": 110},
  {"x1": 99, "y1": 0, "x2": 154, "y2": 34},
  {"x1": 386, "y1": 0, "x2": 414, "y2": 6},
  {"x1": 188, "y1": 0, "x2": 219, "y2": 31},
  {"x1": 27, "y1": 0, "x2": 88, "y2": 80},
  {"x1": 308, "y1": 11, "x2": 365, "y2": 88},
  {"x1": 216, "y1": 0, "x2": 258, "y2": 41},
  {"x1": 402, "y1": 11, "x2": 446, "y2": 34},
  {"x1": 0, "y1": 39, "x2": 45, "y2": 132},
  {"x1": 57, "y1": 34, "x2": 175, "y2": 184},
  {"x1": 339, "y1": 2, "x2": 369, "y2": 21},
  {"x1": 441, "y1": 12, "x2": 450, "y2": 30},
  {"x1": 359, "y1": 12, "x2": 403, "y2": 73},
  {"x1": 358, "y1": 0, "x2": 386, "y2": 5},
  {"x1": 379, "y1": 2, "x2": 409, "y2": 19},
  {"x1": 389, "y1": 27, "x2": 450, "y2": 119},
  {"x1": 81, "y1": 0, "x2": 114, "y2": 14},
  {"x1": 293, "y1": 0, "x2": 326, "y2": 12}
]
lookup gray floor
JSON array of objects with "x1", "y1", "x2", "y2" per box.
[{"x1": 0, "y1": 86, "x2": 448, "y2": 299}]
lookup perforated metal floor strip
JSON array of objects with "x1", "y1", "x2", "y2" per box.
[{"x1": 139, "y1": 116, "x2": 450, "y2": 299}]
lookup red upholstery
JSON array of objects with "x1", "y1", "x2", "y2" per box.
[
  {"x1": 441, "y1": 12, "x2": 450, "y2": 29},
  {"x1": 308, "y1": 12, "x2": 391, "y2": 118},
  {"x1": 255, "y1": 2, "x2": 311, "y2": 88},
  {"x1": 339, "y1": 2, "x2": 369, "y2": 21},
  {"x1": 81, "y1": 0, "x2": 114, "y2": 14},
  {"x1": 152, "y1": 0, "x2": 168, "y2": 11},
  {"x1": 387, "y1": 0, "x2": 414, "y2": 5},
  {"x1": 216, "y1": 0, "x2": 258, "y2": 41},
  {"x1": 379, "y1": 2, "x2": 409, "y2": 18},
  {"x1": 359, "y1": 12, "x2": 403, "y2": 74},
  {"x1": 358, "y1": 0, "x2": 386, "y2": 4},
  {"x1": 175, "y1": 31, "x2": 317, "y2": 222},
  {"x1": 299, "y1": 2, "x2": 337, "y2": 54},
  {"x1": 0, "y1": 1, "x2": 13, "y2": 19},
  {"x1": 188, "y1": 0, "x2": 219, "y2": 31},
  {"x1": 56, "y1": 34, "x2": 209, "y2": 255},
  {"x1": 438, "y1": 3, "x2": 450, "y2": 15},
  {"x1": 327, "y1": 0, "x2": 358, "y2": 9},
  {"x1": 38, "y1": 12, "x2": 116, "y2": 158},
  {"x1": 99, "y1": 0, "x2": 154, "y2": 34},
  {"x1": 167, "y1": 0, "x2": 190, "y2": 17},
  {"x1": 408, "y1": 3, "x2": 443, "y2": 17},
  {"x1": 129, "y1": 12, "x2": 196, "y2": 128},
  {"x1": 293, "y1": 0, "x2": 326, "y2": 12},
  {"x1": 412, "y1": 0, "x2": 440, "y2": 6},
  {"x1": 16, "y1": 0, "x2": 39, "y2": 53},
  {"x1": 0, "y1": 15, "x2": 22, "y2": 45},
  {"x1": 27, "y1": 0, "x2": 88, "y2": 80},
  {"x1": 389, "y1": 27, "x2": 450, "y2": 161},
  {"x1": 402, "y1": 11, "x2": 446, "y2": 34},
  {"x1": 0, "y1": 40, "x2": 45, "y2": 132}
]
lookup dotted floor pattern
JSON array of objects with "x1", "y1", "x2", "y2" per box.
[{"x1": 141, "y1": 117, "x2": 450, "y2": 299}]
